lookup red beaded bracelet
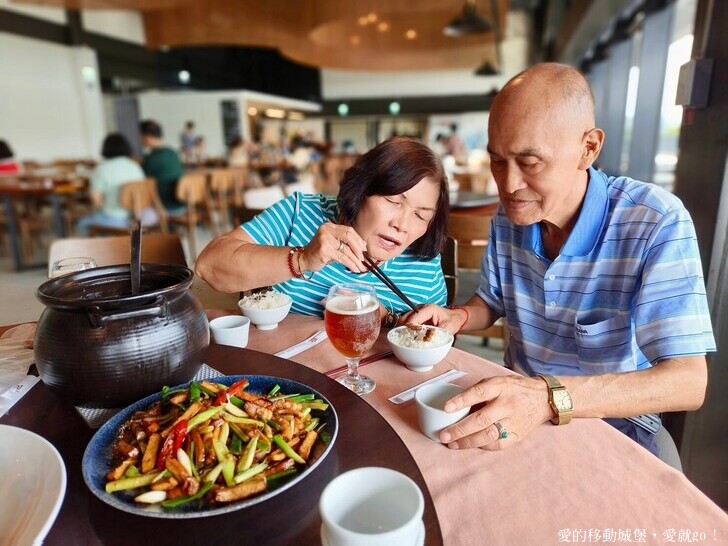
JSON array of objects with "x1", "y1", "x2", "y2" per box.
[
  {"x1": 449, "y1": 305, "x2": 470, "y2": 331},
  {"x1": 287, "y1": 247, "x2": 314, "y2": 281},
  {"x1": 287, "y1": 247, "x2": 304, "y2": 279}
]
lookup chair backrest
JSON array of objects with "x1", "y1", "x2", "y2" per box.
[
  {"x1": 119, "y1": 178, "x2": 169, "y2": 233},
  {"x1": 441, "y1": 236, "x2": 458, "y2": 306},
  {"x1": 243, "y1": 185, "x2": 285, "y2": 210},
  {"x1": 209, "y1": 169, "x2": 236, "y2": 193},
  {"x1": 448, "y1": 213, "x2": 492, "y2": 270},
  {"x1": 48, "y1": 234, "x2": 187, "y2": 276},
  {"x1": 176, "y1": 172, "x2": 211, "y2": 205}
]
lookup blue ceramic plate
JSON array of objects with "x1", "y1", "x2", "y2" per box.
[{"x1": 82, "y1": 375, "x2": 338, "y2": 519}]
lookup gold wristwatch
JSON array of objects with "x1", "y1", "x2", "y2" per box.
[{"x1": 538, "y1": 375, "x2": 574, "y2": 425}]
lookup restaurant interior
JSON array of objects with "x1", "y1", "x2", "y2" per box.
[{"x1": 1, "y1": 0, "x2": 727, "y2": 543}]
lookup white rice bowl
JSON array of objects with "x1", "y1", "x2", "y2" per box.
[
  {"x1": 387, "y1": 325, "x2": 454, "y2": 372},
  {"x1": 238, "y1": 291, "x2": 292, "y2": 330}
]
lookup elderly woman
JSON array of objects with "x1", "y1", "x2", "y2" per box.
[{"x1": 196, "y1": 137, "x2": 450, "y2": 324}]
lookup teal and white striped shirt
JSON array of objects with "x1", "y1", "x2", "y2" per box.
[
  {"x1": 478, "y1": 168, "x2": 716, "y2": 376},
  {"x1": 242, "y1": 193, "x2": 447, "y2": 317}
]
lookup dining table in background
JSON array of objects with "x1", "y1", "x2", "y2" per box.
[
  {"x1": 449, "y1": 191, "x2": 500, "y2": 215},
  {"x1": 2, "y1": 314, "x2": 728, "y2": 545},
  {"x1": 0, "y1": 175, "x2": 88, "y2": 271}
]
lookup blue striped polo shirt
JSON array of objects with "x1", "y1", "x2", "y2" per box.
[
  {"x1": 477, "y1": 168, "x2": 716, "y2": 376},
  {"x1": 242, "y1": 193, "x2": 447, "y2": 317}
]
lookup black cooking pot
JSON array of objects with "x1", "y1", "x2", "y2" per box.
[{"x1": 34, "y1": 264, "x2": 209, "y2": 407}]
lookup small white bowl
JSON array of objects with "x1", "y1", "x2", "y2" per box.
[
  {"x1": 237, "y1": 292, "x2": 292, "y2": 330},
  {"x1": 387, "y1": 325, "x2": 454, "y2": 372}
]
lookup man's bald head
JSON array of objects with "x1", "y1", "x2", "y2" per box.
[{"x1": 492, "y1": 63, "x2": 596, "y2": 128}]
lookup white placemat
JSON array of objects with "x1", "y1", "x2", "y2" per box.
[{"x1": 73, "y1": 363, "x2": 223, "y2": 429}]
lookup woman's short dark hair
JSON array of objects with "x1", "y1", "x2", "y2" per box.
[
  {"x1": 101, "y1": 133, "x2": 133, "y2": 159},
  {"x1": 338, "y1": 137, "x2": 449, "y2": 260},
  {"x1": 0, "y1": 139, "x2": 14, "y2": 160}
]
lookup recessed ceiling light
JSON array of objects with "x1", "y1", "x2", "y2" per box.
[
  {"x1": 288, "y1": 111, "x2": 305, "y2": 121},
  {"x1": 338, "y1": 103, "x2": 349, "y2": 116},
  {"x1": 265, "y1": 108, "x2": 286, "y2": 119},
  {"x1": 405, "y1": 29, "x2": 417, "y2": 40},
  {"x1": 377, "y1": 22, "x2": 390, "y2": 32},
  {"x1": 247, "y1": 107, "x2": 257, "y2": 116},
  {"x1": 358, "y1": 16, "x2": 368, "y2": 26},
  {"x1": 389, "y1": 102, "x2": 400, "y2": 115},
  {"x1": 367, "y1": 13, "x2": 377, "y2": 23},
  {"x1": 350, "y1": 35, "x2": 361, "y2": 46},
  {"x1": 178, "y1": 70, "x2": 190, "y2": 84}
]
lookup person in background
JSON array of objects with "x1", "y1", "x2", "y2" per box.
[
  {"x1": 408, "y1": 63, "x2": 714, "y2": 457},
  {"x1": 0, "y1": 140, "x2": 23, "y2": 175},
  {"x1": 180, "y1": 121, "x2": 197, "y2": 162},
  {"x1": 140, "y1": 120, "x2": 185, "y2": 213},
  {"x1": 196, "y1": 137, "x2": 450, "y2": 322},
  {"x1": 447, "y1": 123, "x2": 467, "y2": 161},
  {"x1": 227, "y1": 136, "x2": 249, "y2": 168},
  {"x1": 193, "y1": 136, "x2": 206, "y2": 165},
  {"x1": 76, "y1": 133, "x2": 146, "y2": 235},
  {"x1": 432, "y1": 134, "x2": 449, "y2": 157}
]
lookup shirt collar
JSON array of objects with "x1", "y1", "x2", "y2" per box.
[{"x1": 523, "y1": 167, "x2": 609, "y2": 258}]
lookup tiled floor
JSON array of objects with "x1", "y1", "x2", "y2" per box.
[{"x1": 0, "y1": 228, "x2": 504, "y2": 365}]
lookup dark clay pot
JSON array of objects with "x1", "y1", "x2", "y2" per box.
[{"x1": 34, "y1": 264, "x2": 209, "y2": 408}]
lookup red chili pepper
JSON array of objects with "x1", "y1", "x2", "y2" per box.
[
  {"x1": 157, "y1": 420, "x2": 188, "y2": 471},
  {"x1": 213, "y1": 379, "x2": 249, "y2": 406}
]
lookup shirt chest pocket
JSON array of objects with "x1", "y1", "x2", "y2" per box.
[{"x1": 574, "y1": 312, "x2": 635, "y2": 374}]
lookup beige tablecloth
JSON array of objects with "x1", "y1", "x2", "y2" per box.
[{"x1": 226, "y1": 312, "x2": 728, "y2": 546}]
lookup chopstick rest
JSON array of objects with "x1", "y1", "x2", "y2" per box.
[{"x1": 388, "y1": 369, "x2": 467, "y2": 405}]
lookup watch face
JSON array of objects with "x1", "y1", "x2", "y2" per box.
[{"x1": 553, "y1": 389, "x2": 573, "y2": 411}]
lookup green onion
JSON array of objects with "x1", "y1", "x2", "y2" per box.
[
  {"x1": 233, "y1": 462, "x2": 267, "y2": 484},
  {"x1": 161, "y1": 482, "x2": 214, "y2": 508},
  {"x1": 105, "y1": 473, "x2": 159, "y2": 493},
  {"x1": 204, "y1": 461, "x2": 225, "y2": 484},
  {"x1": 302, "y1": 401, "x2": 329, "y2": 411},
  {"x1": 272, "y1": 434, "x2": 305, "y2": 464},
  {"x1": 304, "y1": 418, "x2": 319, "y2": 432},
  {"x1": 222, "y1": 414, "x2": 264, "y2": 427},
  {"x1": 268, "y1": 384, "x2": 281, "y2": 396},
  {"x1": 230, "y1": 435, "x2": 243, "y2": 455},
  {"x1": 198, "y1": 384, "x2": 217, "y2": 397},
  {"x1": 228, "y1": 396, "x2": 245, "y2": 409},
  {"x1": 124, "y1": 465, "x2": 141, "y2": 478},
  {"x1": 237, "y1": 435, "x2": 258, "y2": 473},
  {"x1": 186, "y1": 406, "x2": 223, "y2": 432},
  {"x1": 267, "y1": 468, "x2": 298, "y2": 483}
]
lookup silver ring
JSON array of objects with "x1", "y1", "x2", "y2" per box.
[
  {"x1": 337, "y1": 240, "x2": 346, "y2": 252},
  {"x1": 494, "y1": 422, "x2": 508, "y2": 440}
]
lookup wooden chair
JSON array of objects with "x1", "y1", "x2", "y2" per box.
[
  {"x1": 89, "y1": 178, "x2": 169, "y2": 236},
  {"x1": 209, "y1": 169, "x2": 237, "y2": 231},
  {"x1": 169, "y1": 172, "x2": 217, "y2": 259},
  {"x1": 48, "y1": 233, "x2": 187, "y2": 277},
  {"x1": 448, "y1": 213, "x2": 507, "y2": 343}
]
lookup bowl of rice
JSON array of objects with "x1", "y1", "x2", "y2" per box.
[
  {"x1": 237, "y1": 290, "x2": 293, "y2": 330},
  {"x1": 387, "y1": 324, "x2": 454, "y2": 372}
]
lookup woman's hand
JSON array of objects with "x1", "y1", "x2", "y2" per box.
[
  {"x1": 299, "y1": 222, "x2": 368, "y2": 274},
  {"x1": 438, "y1": 376, "x2": 552, "y2": 450}
]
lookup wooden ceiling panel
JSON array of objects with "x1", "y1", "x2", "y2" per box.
[{"x1": 13, "y1": 0, "x2": 510, "y2": 70}]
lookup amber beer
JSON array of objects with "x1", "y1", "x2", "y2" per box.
[{"x1": 325, "y1": 295, "x2": 381, "y2": 359}]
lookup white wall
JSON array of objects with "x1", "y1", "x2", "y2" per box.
[
  {"x1": 82, "y1": 10, "x2": 146, "y2": 45},
  {"x1": 321, "y1": 11, "x2": 530, "y2": 99},
  {"x1": 138, "y1": 91, "x2": 240, "y2": 157},
  {"x1": 0, "y1": 0, "x2": 65, "y2": 24},
  {"x1": 138, "y1": 90, "x2": 322, "y2": 156},
  {"x1": 0, "y1": 33, "x2": 105, "y2": 161}
]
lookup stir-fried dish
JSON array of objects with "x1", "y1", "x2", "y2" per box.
[{"x1": 105, "y1": 379, "x2": 329, "y2": 509}]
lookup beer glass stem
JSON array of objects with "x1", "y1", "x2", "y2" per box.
[{"x1": 344, "y1": 358, "x2": 362, "y2": 384}]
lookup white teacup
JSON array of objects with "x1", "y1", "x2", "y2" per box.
[
  {"x1": 320, "y1": 467, "x2": 424, "y2": 546},
  {"x1": 209, "y1": 315, "x2": 250, "y2": 348},
  {"x1": 414, "y1": 383, "x2": 471, "y2": 443}
]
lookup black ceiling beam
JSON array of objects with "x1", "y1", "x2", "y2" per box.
[{"x1": 318, "y1": 92, "x2": 498, "y2": 117}]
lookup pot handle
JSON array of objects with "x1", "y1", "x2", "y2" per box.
[{"x1": 87, "y1": 296, "x2": 168, "y2": 328}]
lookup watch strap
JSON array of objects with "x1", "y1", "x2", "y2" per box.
[{"x1": 538, "y1": 374, "x2": 573, "y2": 425}]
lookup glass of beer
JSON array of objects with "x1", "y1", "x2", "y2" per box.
[{"x1": 325, "y1": 283, "x2": 381, "y2": 395}]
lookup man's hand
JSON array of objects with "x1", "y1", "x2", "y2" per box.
[
  {"x1": 406, "y1": 304, "x2": 466, "y2": 334},
  {"x1": 438, "y1": 376, "x2": 552, "y2": 450}
]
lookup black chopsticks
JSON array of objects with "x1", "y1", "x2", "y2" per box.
[{"x1": 362, "y1": 251, "x2": 419, "y2": 312}]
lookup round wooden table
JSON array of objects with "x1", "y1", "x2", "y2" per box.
[{"x1": 1, "y1": 343, "x2": 443, "y2": 545}]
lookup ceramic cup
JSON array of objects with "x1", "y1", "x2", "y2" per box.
[
  {"x1": 319, "y1": 467, "x2": 424, "y2": 546},
  {"x1": 209, "y1": 315, "x2": 250, "y2": 348},
  {"x1": 414, "y1": 383, "x2": 471, "y2": 443}
]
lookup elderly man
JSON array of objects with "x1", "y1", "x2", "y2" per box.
[{"x1": 410, "y1": 63, "x2": 715, "y2": 456}]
